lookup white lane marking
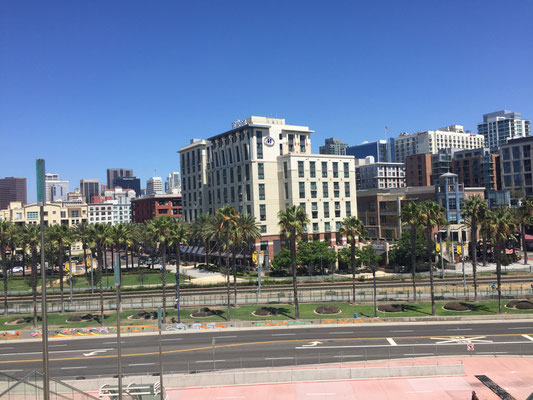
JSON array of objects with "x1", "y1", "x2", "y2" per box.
[
  {"x1": 195, "y1": 360, "x2": 225, "y2": 363},
  {"x1": 0, "y1": 369, "x2": 23, "y2": 372},
  {"x1": 391, "y1": 330, "x2": 413, "y2": 333},
  {"x1": 522, "y1": 335, "x2": 533, "y2": 342},
  {"x1": 1, "y1": 348, "x2": 112, "y2": 356},
  {"x1": 129, "y1": 363, "x2": 155, "y2": 366},
  {"x1": 295, "y1": 340, "x2": 533, "y2": 350},
  {"x1": 102, "y1": 341, "x2": 125, "y2": 344},
  {"x1": 83, "y1": 349, "x2": 112, "y2": 357},
  {"x1": 272, "y1": 333, "x2": 295, "y2": 336},
  {"x1": 161, "y1": 338, "x2": 182, "y2": 341},
  {"x1": 265, "y1": 357, "x2": 294, "y2": 360},
  {"x1": 404, "y1": 353, "x2": 434, "y2": 356},
  {"x1": 61, "y1": 366, "x2": 87, "y2": 370},
  {"x1": 447, "y1": 328, "x2": 472, "y2": 331},
  {"x1": 49, "y1": 344, "x2": 68, "y2": 348},
  {"x1": 329, "y1": 332, "x2": 349, "y2": 334},
  {"x1": 0, "y1": 347, "x2": 14, "y2": 349},
  {"x1": 387, "y1": 338, "x2": 397, "y2": 346},
  {"x1": 333, "y1": 355, "x2": 363, "y2": 358},
  {"x1": 302, "y1": 341, "x2": 323, "y2": 347},
  {"x1": 508, "y1": 327, "x2": 533, "y2": 330},
  {"x1": 476, "y1": 352, "x2": 508, "y2": 354},
  {"x1": 306, "y1": 393, "x2": 336, "y2": 396},
  {"x1": 214, "y1": 336, "x2": 237, "y2": 338}
]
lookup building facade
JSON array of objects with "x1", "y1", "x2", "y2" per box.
[
  {"x1": 45, "y1": 173, "x2": 69, "y2": 202},
  {"x1": 165, "y1": 172, "x2": 181, "y2": 194},
  {"x1": 0, "y1": 177, "x2": 27, "y2": 210},
  {"x1": 107, "y1": 168, "x2": 133, "y2": 189},
  {"x1": 451, "y1": 148, "x2": 500, "y2": 192},
  {"x1": 80, "y1": 179, "x2": 100, "y2": 204},
  {"x1": 478, "y1": 110, "x2": 531, "y2": 149},
  {"x1": 131, "y1": 194, "x2": 182, "y2": 223},
  {"x1": 393, "y1": 125, "x2": 484, "y2": 163},
  {"x1": 113, "y1": 177, "x2": 141, "y2": 196},
  {"x1": 355, "y1": 162, "x2": 405, "y2": 190},
  {"x1": 0, "y1": 201, "x2": 88, "y2": 227},
  {"x1": 179, "y1": 116, "x2": 358, "y2": 260},
  {"x1": 499, "y1": 136, "x2": 533, "y2": 196},
  {"x1": 146, "y1": 177, "x2": 164, "y2": 195},
  {"x1": 346, "y1": 140, "x2": 392, "y2": 162},
  {"x1": 319, "y1": 138, "x2": 348, "y2": 155},
  {"x1": 405, "y1": 153, "x2": 432, "y2": 187}
]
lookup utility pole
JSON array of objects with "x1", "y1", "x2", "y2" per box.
[
  {"x1": 114, "y1": 253, "x2": 123, "y2": 400},
  {"x1": 440, "y1": 233, "x2": 445, "y2": 279},
  {"x1": 461, "y1": 233, "x2": 466, "y2": 290},
  {"x1": 157, "y1": 307, "x2": 164, "y2": 400},
  {"x1": 68, "y1": 246, "x2": 73, "y2": 303},
  {"x1": 372, "y1": 265, "x2": 378, "y2": 318},
  {"x1": 36, "y1": 159, "x2": 50, "y2": 400}
]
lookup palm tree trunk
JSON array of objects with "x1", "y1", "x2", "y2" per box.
[
  {"x1": 59, "y1": 245, "x2": 65, "y2": 314},
  {"x1": 97, "y1": 246, "x2": 105, "y2": 325},
  {"x1": 291, "y1": 233, "x2": 300, "y2": 319},
  {"x1": 522, "y1": 224, "x2": 528, "y2": 265},
  {"x1": 482, "y1": 237, "x2": 488, "y2": 266},
  {"x1": 225, "y1": 234, "x2": 231, "y2": 320},
  {"x1": 426, "y1": 227, "x2": 435, "y2": 316},
  {"x1": 471, "y1": 222, "x2": 478, "y2": 302},
  {"x1": 204, "y1": 239, "x2": 209, "y2": 266},
  {"x1": 350, "y1": 238, "x2": 356, "y2": 304},
  {"x1": 161, "y1": 244, "x2": 167, "y2": 323},
  {"x1": 232, "y1": 248, "x2": 238, "y2": 306},
  {"x1": 32, "y1": 250, "x2": 38, "y2": 328},
  {"x1": 125, "y1": 245, "x2": 129, "y2": 271},
  {"x1": 83, "y1": 243, "x2": 88, "y2": 275},
  {"x1": 496, "y1": 242, "x2": 502, "y2": 314},
  {"x1": 410, "y1": 227, "x2": 417, "y2": 302},
  {"x1": 2, "y1": 245, "x2": 8, "y2": 317}
]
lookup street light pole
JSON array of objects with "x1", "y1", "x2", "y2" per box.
[
  {"x1": 372, "y1": 265, "x2": 378, "y2": 318},
  {"x1": 461, "y1": 234, "x2": 466, "y2": 290},
  {"x1": 114, "y1": 253, "x2": 123, "y2": 400},
  {"x1": 440, "y1": 233, "x2": 444, "y2": 279},
  {"x1": 37, "y1": 159, "x2": 50, "y2": 400}
]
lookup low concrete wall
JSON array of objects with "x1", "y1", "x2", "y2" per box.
[{"x1": 65, "y1": 363, "x2": 464, "y2": 392}]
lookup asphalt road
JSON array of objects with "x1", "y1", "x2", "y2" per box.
[{"x1": 1, "y1": 321, "x2": 533, "y2": 380}]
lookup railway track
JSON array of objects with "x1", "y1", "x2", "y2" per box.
[{"x1": 6, "y1": 275, "x2": 532, "y2": 303}]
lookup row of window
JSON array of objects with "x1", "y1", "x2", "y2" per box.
[
  {"x1": 294, "y1": 181, "x2": 351, "y2": 199},
  {"x1": 288, "y1": 161, "x2": 350, "y2": 179}
]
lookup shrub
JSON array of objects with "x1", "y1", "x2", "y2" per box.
[
  {"x1": 443, "y1": 302, "x2": 471, "y2": 311},
  {"x1": 315, "y1": 305, "x2": 341, "y2": 315},
  {"x1": 378, "y1": 304, "x2": 405, "y2": 313},
  {"x1": 191, "y1": 307, "x2": 216, "y2": 318},
  {"x1": 253, "y1": 307, "x2": 283, "y2": 316}
]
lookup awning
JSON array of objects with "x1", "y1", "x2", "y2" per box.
[{"x1": 525, "y1": 234, "x2": 533, "y2": 241}]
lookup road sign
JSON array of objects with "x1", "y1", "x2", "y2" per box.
[
  {"x1": 258, "y1": 251, "x2": 264, "y2": 264},
  {"x1": 466, "y1": 343, "x2": 474, "y2": 351}
]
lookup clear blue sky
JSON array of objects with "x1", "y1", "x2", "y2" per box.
[{"x1": 1, "y1": 0, "x2": 532, "y2": 202}]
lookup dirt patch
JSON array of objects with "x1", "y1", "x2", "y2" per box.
[
  {"x1": 191, "y1": 307, "x2": 218, "y2": 318},
  {"x1": 443, "y1": 302, "x2": 472, "y2": 312},
  {"x1": 314, "y1": 305, "x2": 341, "y2": 315},
  {"x1": 5, "y1": 316, "x2": 40, "y2": 325},
  {"x1": 506, "y1": 300, "x2": 533, "y2": 310},
  {"x1": 252, "y1": 307, "x2": 285, "y2": 317},
  {"x1": 377, "y1": 304, "x2": 405, "y2": 313},
  {"x1": 128, "y1": 311, "x2": 157, "y2": 320},
  {"x1": 66, "y1": 313, "x2": 97, "y2": 323}
]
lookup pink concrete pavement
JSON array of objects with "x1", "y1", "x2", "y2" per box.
[{"x1": 166, "y1": 357, "x2": 533, "y2": 400}]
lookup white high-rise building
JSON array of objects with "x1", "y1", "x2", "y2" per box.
[
  {"x1": 45, "y1": 173, "x2": 69, "y2": 202},
  {"x1": 393, "y1": 125, "x2": 484, "y2": 163},
  {"x1": 478, "y1": 110, "x2": 531, "y2": 149},
  {"x1": 165, "y1": 172, "x2": 181, "y2": 194},
  {"x1": 179, "y1": 116, "x2": 358, "y2": 261},
  {"x1": 146, "y1": 177, "x2": 164, "y2": 195}
]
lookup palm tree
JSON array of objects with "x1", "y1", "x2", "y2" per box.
[
  {"x1": 278, "y1": 205, "x2": 309, "y2": 319},
  {"x1": 400, "y1": 202, "x2": 423, "y2": 302},
  {"x1": 193, "y1": 214, "x2": 215, "y2": 267},
  {"x1": 22, "y1": 225, "x2": 41, "y2": 327},
  {"x1": 147, "y1": 216, "x2": 174, "y2": 323},
  {"x1": 214, "y1": 206, "x2": 240, "y2": 320},
  {"x1": 73, "y1": 222, "x2": 92, "y2": 275},
  {"x1": 46, "y1": 224, "x2": 72, "y2": 314},
  {"x1": 89, "y1": 223, "x2": 112, "y2": 325},
  {"x1": 339, "y1": 216, "x2": 367, "y2": 303},
  {"x1": 419, "y1": 201, "x2": 447, "y2": 316},
  {"x1": 0, "y1": 221, "x2": 14, "y2": 316},
  {"x1": 167, "y1": 219, "x2": 188, "y2": 321},
  {"x1": 237, "y1": 213, "x2": 261, "y2": 285},
  {"x1": 485, "y1": 208, "x2": 517, "y2": 313},
  {"x1": 462, "y1": 195, "x2": 489, "y2": 301},
  {"x1": 516, "y1": 198, "x2": 533, "y2": 265}
]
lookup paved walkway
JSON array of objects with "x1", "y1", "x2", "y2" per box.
[{"x1": 165, "y1": 357, "x2": 533, "y2": 399}]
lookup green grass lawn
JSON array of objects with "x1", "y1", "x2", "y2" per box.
[{"x1": 2, "y1": 299, "x2": 531, "y2": 330}]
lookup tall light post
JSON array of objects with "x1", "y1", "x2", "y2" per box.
[
  {"x1": 36, "y1": 159, "x2": 50, "y2": 400},
  {"x1": 372, "y1": 265, "x2": 378, "y2": 318},
  {"x1": 114, "y1": 253, "x2": 123, "y2": 400}
]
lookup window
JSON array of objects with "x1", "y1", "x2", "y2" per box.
[
  {"x1": 258, "y1": 163, "x2": 264, "y2": 179},
  {"x1": 299, "y1": 182, "x2": 305, "y2": 198},
  {"x1": 335, "y1": 201, "x2": 341, "y2": 218},
  {"x1": 223, "y1": 169, "x2": 227, "y2": 185},
  {"x1": 259, "y1": 184, "x2": 265, "y2": 200},
  {"x1": 336, "y1": 221, "x2": 341, "y2": 231},
  {"x1": 346, "y1": 201, "x2": 351, "y2": 216},
  {"x1": 322, "y1": 162, "x2": 328, "y2": 177},
  {"x1": 513, "y1": 161, "x2": 522, "y2": 173},
  {"x1": 237, "y1": 166, "x2": 242, "y2": 182},
  {"x1": 285, "y1": 182, "x2": 289, "y2": 199},
  {"x1": 323, "y1": 202, "x2": 330, "y2": 218},
  {"x1": 231, "y1": 187, "x2": 235, "y2": 202},
  {"x1": 300, "y1": 135, "x2": 306, "y2": 153},
  {"x1": 246, "y1": 184, "x2": 251, "y2": 201},
  {"x1": 344, "y1": 182, "x2": 351, "y2": 197},
  {"x1": 310, "y1": 161, "x2": 316, "y2": 177},
  {"x1": 502, "y1": 148, "x2": 510, "y2": 161},
  {"x1": 334, "y1": 181, "x2": 340, "y2": 197},
  {"x1": 27, "y1": 211, "x2": 38, "y2": 219},
  {"x1": 333, "y1": 162, "x2": 338, "y2": 177},
  {"x1": 512, "y1": 146, "x2": 521, "y2": 160},
  {"x1": 312, "y1": 202, "x2": 318, "y2": 219},
  {"x1": 245, "y1": 164, "x2": 250, "y2": 180},
  {"x1": 288, "y1": 134, "x2": 294, "y2": 152},
  {"x1": 259, "y1": 204, "x2": 266, "y2": 221},
  {"x1": 172, "y1": 209, "x2": 179, "y2": 215},
  {"x1": 322, "y1": 182, "x2": 329, "y2": 197},
  {"x1": 313, "y1": 223, "x2": 319, "y2": 232},
  {"x1": 230, "y1": 167, "x2": 234, "y2": 183},
  {"x1": 343, "y1": 162, "x2": 349, "y2": 178},
  {"x1": 158, "y1": 209, "x2": 169, "y2": 214},
  {"x1": 503, "y1": 162, "x2": 511, "y2": 174},
  {"x1": 284, "y1": 162, "x2": 288, "y2": 179},
  {"x1": 257, "y1": 131, "x2": 263, "y2": 159},
  {"x1": 261, "y1": 225, "x2": 267, "y2": 233},
  {"x1": 325, "y1": 222, "x2": 331, "y2": 232},
  {"x1": 299, "y1": 202, "x2": 306, "y2": 211},
  {"x1": 298, "y1": 161, "x2": 304, "y2": 177}
]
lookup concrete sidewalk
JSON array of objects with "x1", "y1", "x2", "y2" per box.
[{"x1": 162, "y1": 357, "x2": 533, "y2": 400}]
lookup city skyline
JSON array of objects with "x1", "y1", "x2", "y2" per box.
[{"x1": 1, "y1": 1, "x2": 532, "y2": 202}]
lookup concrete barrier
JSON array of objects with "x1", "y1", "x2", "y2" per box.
[{"x1": 64, "y1": 363, "x2": 465, "y2": 391}]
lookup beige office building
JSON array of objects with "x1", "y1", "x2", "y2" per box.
[
  {"x1": 179, "y1": 116, "x2": 358, "y2": 261},
  {"x1": 0, "y1": 201, "x2": 88, "y2": 227}
]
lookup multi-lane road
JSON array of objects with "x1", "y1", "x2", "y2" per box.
[{"x1": 1, "y1": 320, "x2": 533, "y2": 379}]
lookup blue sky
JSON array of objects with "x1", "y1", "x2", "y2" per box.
[{"x1": 1, "y1": 0, "x2": 532, "y2": 202}]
